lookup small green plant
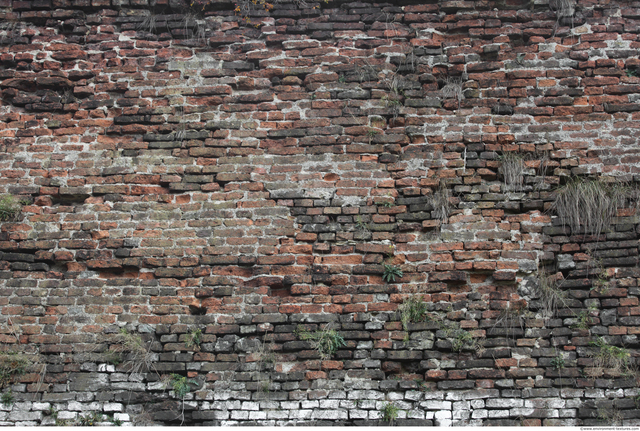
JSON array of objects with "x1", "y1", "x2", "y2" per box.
[
  {"x1": 450, "y1": 329, "x2": 474, "y2": 353},
  {"x1": 0, "y1": 352, "x2": 31, "y2": 388},
  {"x1": 338, "y1": 74, "x2": 346, "y2": 83},
  {"x1": 79, "y1": 411, "x2": 106, "y2": 426},
  {"x1": 399, "y1": 295, "x2": 428, "y2": 331},
  {"x1": 626, "y1": 69, "x2": 638, "y2": 77},
  {"x1": 551, "y1": 355, "x2": 566, "y2": 370},
  {"x1": 381, "y1": 402, "x2": 400, "y2": 423},
  {"x1": 184, "y1": 328, "x2": 202, "y2": 350},
  {"x1": 571, "y1": 308, "x2": 594, "y2": 330},
  {"x1": 591, "y1": 270, "x2": 611, "y2": 295},
  {"x1": 0, "y1": 195, "x2": 22, "y2": 221},
  {"x1": 441, "y1": 321, "x2": 481, "y2": 353},
  {"x1": 355, "y1": 215, "x2": 369, "y2": 231},
  {"x1": 587, "y1": 337, "x2": 633, "y2": 379},
  {"x1": 1, "y1": 389, "x2": 14, "y2": 407},
  {"x1": 296, "y1": 325, "x2": 346, "y2": 360},
  {"x1": 382, "y1": 264, "x2": 403, "y2": 283},
  {"x1": 367, "y1": 128, "x2": 378, "y2": 144},
  {"x1": 168, "y1": 374, "x2": 196, "y2": 399}
]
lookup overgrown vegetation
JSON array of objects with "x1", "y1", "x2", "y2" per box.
[
  {"x1": 587, "y1": 337, "x2": 634, "y2": 379},
  {"x1": 0, "y1": 195, "x2": 22, "y2": 221},
  {"x1": 296, "y1": 325, "x2": 345, "y2": 360},
  {"x1": 0, "y1": 352, "x2": 31, "y2": 388},
  {"x1": 551, "y1": 177, "x2": 632, "y2": 237}
]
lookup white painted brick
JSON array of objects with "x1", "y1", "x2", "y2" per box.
[
  {"x1": 486, "y1": 398, "x2": 523, "y2": 408},
  {"x1": 453, "y1": 401, "x2": 470, "y2": 410},
  {"x1": 103, "y1": 403, "x2": 124, "y2": 412},
  {"x1": 288, "y1": 410, "x2": 312, "y2": 420},
  {"x1": 420, "y1": 400, "x2": 451, "y2": 410},
  {"x1": 435, "y1": 410, "x2": 451, "y2": 419},
  {"x1": 267, "y1": 411, "x2": 288, "y2": 420},
  {"x1": 472, "y1": 409, "x2": 487, "y2": 419},
  {"x1": 470, "y1": 400, "x2": 485, "y2": 409},
  {"x1": 387, "y1": 392, "x2": 404, "y2": 401},
  {"x1": 241, "y1": 401, "x2": 259, "y2": 411},
  {"x1": 311, "y1": 409, "x2": 348, "y2": 420},
  {"x1": 31, "y1": 403, "x2": 50, "y2": 411},
  {"x1": 230, "y1": 411, "x2": 248, "y2": 420},
  {"x1": 423, "y1": 391, "x2": 445, "y2": 400},
  {"x1": 559, "y1": 409, "x2": 576, "y2": 418},
  {"x1": 113, "y1": 413, "x2": 130, "y2": 422},
  {"x1": 487, "y1": 409, "x2": 509, "y2": 418},
  {"x1": 407, "y1": 409, "x2": 425, "y2": 419},
  {"x1": 214, "y1": 410, "x2": 230, "y2": 420},
  {"x1": 318, "y1": 400, "x2": 339, "y2": 409},
  {"x1": 348, "y1": 410, "x2": 368, "y2": 419},
  {"x1": 301, "y1": 401, "x2": 319, "y2": 409},
  {"x1": 453, "y1": 409, "x2": 470, "y2": 420},
  {"x1": 56, "y1": 411, "x2": 77, "y2": 420},
  {"x1": 509, "y1": 408, "x2": 535, "y2": 417},
  {"x1": 248, "y1": 411, "x2": 266, "y2": 420}
]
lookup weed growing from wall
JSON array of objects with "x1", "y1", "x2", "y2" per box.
[
  {"x1": 399, "y1": 295, "x2": 428, "y2": 332},
  {"x1": 0, "y1": 195, "x2": 22, "y2": 221},
  {"x1": 428, "y1": 183, "x2": 452, "y2": 222},
  {"x1": 112, "y1": 329, "x2": 156, "y2": 375},
  {"x1": 439, "y1": 76, "x2": 465, "y2": 109},
  {"x1": 551, "y1": 177, "x2": 628, "y2": 238},
  {"x1": 0, "y1": 352, "x2": 31, "y2": 388},
  {"x1": 499, "y1": 153, "x2": 525, "y2": 192},
  {"x1": 296, "y1": 325, "x2": 345, "y2": 360},
  {"x1": 381, "y1": 402, "x2": 399, "y2": 423},
  {"x1": 382, "y1": 264, "x2": 403, "y2": 283},
  {"x1": 184, "y1": 328, "x2": 202, "y2": 351},
  {"x1": 536, "y1": 269, "x2": 567, "y2": 320},
  {"x1": 587, "y1": 337, "x2": 633, "y2": 379}
]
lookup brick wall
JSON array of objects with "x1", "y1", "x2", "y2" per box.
[{"x1": 1, "y1": 0, "x2": 640, "y2": 425}]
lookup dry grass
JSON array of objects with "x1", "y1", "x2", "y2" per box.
[
  {"x1": 551, "y1": 177, "x2": 629, "y2": 238},
  {"x1": 587, "y1": 337, "x2": 634, "y2": 380},
  {"x1": 536, "y1": 269, "x2": 567, "y2": 320},
  {"x1": 440, "y1": 76, "x2": 465, "y2": 108},
  {"x1": 111, "y1": 329, "x2": 156, "y2": 375},
  {"x1": 428, "y1": 183, "x2": 452, "y2": 222},
  {"x1": 500, "y1": 153, "x2": 525, "y2": 192}
]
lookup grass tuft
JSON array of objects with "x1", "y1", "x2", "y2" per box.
[{"x1": 551, "y1": 177, "x2": 630, "y2": 238}]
